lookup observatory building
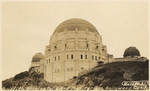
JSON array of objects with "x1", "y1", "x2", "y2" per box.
[
  {"x1": 123, "y1": 46, "x2": 141, "y2": 58},
  {"x1": 29, "y1": 53, "x2": 44, "y2": 73},
  {"x1": 29, "y1": 18, "x2": 147, "y2": 83},
  {"x1": 114, "y1": 46, "x2": 147, "y2": 62},
  {"x1": 44, "y1": 18, "x2": 108, "y2": 82}
]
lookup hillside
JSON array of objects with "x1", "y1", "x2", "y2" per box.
[
  {"x1": 67, "y1": 60, "x2": 149, "y2": 90},
  {"x1": 2, "y1": 72, "x2": 60, "y2": 90},
  {"x1": 2, "y1": 60, "x2": 149, "y2": 90}
]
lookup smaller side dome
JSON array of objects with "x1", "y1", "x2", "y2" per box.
[
  {"x1": 32, "y1": 53, "x2": 44, "y2": 62},
  {"x1": 123, "y1": 46, "x2": 140, "y2": 57}
]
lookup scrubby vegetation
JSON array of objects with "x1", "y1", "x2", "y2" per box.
[
  {"x1": 69, "y1": 60, "x2": 149, "y2": 90},
  {"x1": 14, "y1": 71, "x2": 30, "y2": 81},
  {"x1": 2, "y1": 72, "x2": 59, "y2": 90},
  {"x1": 2, "y1": 60, "x2": 149, "y2": 90}
]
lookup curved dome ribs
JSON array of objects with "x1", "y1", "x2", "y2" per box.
[
  {"x1": 32, "y1": 53, "x2": 44, "y2": 62},
  {"x1": 123, "y1": 47, "x2": 141, "y2": 57},
  {"x1": 53, "y1": 18, "x2": 99, "y2": 34}
]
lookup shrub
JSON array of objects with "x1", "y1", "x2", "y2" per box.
[
  {"x1": 14, "y1": 71, "x2": 29, "y2": 80},
  {"x1": 73, "y1": 76, "x2": 77, "y2": 79},
  {"x1": 98, "y1": 61, "x2": 104, "y2": 64},
  {"x1": 31, "y1": 73, "x2": 44, "y2": 78},
  {"x1": 2, "y1": 80, "x2": 13, "y2": 89}
]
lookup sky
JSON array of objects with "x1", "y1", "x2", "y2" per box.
[{"x1": 1, "y1": 1, "x2": 149, "y2": 80}]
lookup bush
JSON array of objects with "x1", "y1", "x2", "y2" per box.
[
  {"x1": 2, "y1": 80, "x2": 13, "y2": 89},
  {"x1": 98, "y1": 61, "x2": 104, "y2": 64},
  {"x1": 31, "y1": 72, "x2": 44, "y2": 78},
  {"x1": 73, "y1": 76, "x2": 77, "y2": 79},
  {"x1": 14, "y1": 71, "x2": 29, "y2": 80}
]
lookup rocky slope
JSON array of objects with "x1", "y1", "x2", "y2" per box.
[{"x1": 2, "y1": 60, "x2": 149, "y2": 90}]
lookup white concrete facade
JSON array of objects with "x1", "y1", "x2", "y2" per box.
[{"x1": 44, "y1": 18, "x2": 108, "y2": 83}]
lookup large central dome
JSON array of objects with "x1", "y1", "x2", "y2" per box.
[{"x1": 53, "y1": 18, "x2": 99, "y2": 34}]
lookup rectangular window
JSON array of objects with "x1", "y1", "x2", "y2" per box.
[
  {"x1": 47, "y1": 60, "x2": 48, "y2": 64},
  {"x1": 99, "y1": 57, "x2": 100, "y2": 60},
  {"x1": 92, "y1": 55, "x2": 94, "y2": 60},
  {"x1": 49, "y1": 59, "x2": 50, "y2": 63},
  {"x1": 55, "y1": 57, "x2": 56, "y2": 61},
  {"x1": 67, "y1": 55, "x2": 69, "y2": 59},
  {"x1": 71, "y1": 54, "x2": 73, "y2": 59},
  {"x1": 71, "y1": 68, "x2": 73, "y2": 71},
  {"x1": 95, "y1": 56, "x2": 97, "y2": 60},
  {"x1": 81, "y1": 55, "x2": 83, "y2": 59},
  {"x1": 85, "y1": 55, "x2": 87, "y2": 59}
]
